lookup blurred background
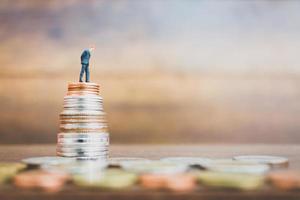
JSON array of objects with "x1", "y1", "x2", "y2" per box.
[{"x1": 0, "y1": 0, "x2": 299, "y2": 144}]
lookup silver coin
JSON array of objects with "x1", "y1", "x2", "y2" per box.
[
  {"x1": 64, "y1": 96, "x2": 103, "y2": 100},
  {"x1": 57, "y1": 146, "x2": 108, "y2": 153},
  {"x1": 58, "y1": 136, "x2": 109, "y2": 141},
  {"x1": 60, "y1": 115, "x2": 107, "y2": 119},
  {"x1": 233, "y1": 155, "x2": 289, "y2": 167},
  {"x1": 64, "y1": 99, "x2": 103, "y2": 103},
  {"x1": 57, "y1": 143, "x2": 109, "y2": 148},
  {"x1": 76, "y1": 156, "x2": 109, "y2": 161},
  {"x1": 64, "y1": 103, "x2": 103, "y2": 107},
  {"x1": 60, "y1": 118, "x2": 107, "y2": 122},
  {"x1": 201, "y1": 159, "x2": 270, "y2": 174},
  {"x1": 108, "y1": 157, "x2": 150, "y2": 166},
  {"x1": 57, "y1": 151, "x2": 109, "y2": 157},
  {"x1": 57, "y1": 144, "x2": 109, "y2": 149},
  {"x1": 60, "y1": 123, "x2": 108, "y2": 129},
  {"x1": 58, "y1": 138, "x2": 109, "y2": 144},
  {"x1": 121, "y1": 160, "x2": 188, "y2": 174},
  {"x1": 160, "y1": 157, "x2": 213, "y2": 166},
  {"x1": 64, "y1": 101, "x2": 103, "y2": 104},
  {"x1": 64, "y1": 103, "x2": 102, "y2": 106},
  {"x1": 60, "y1": 110, "x2": 106, "y2": 116},
  {"x1": 22, "y1": 156, "x2": 75, "y2": 166},
  {"x1": 57, "y1": 133, "x2": 109, "y2": 138}
]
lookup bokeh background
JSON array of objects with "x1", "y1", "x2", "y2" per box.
[{"x1": 0, "y1": 0, "x2": 299, "y2": 144}]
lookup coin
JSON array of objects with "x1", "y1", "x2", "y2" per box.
[
  {"x1": 60, "y1": 110, "x2": 106, "y2": 116},
  {"x1": 73, "y1": 169, "x2": 138, "y2": 189},
  {"x1": 0, "y1": 162, "x2": 26, "y2": 184},
  {"x1": 57, "y1": 151, "x2": 109, "y2": 157},
  {"x1": 57, "y1": 132, "x2": 109, "y2": 138},
  {"x1": 60, "y1": 123, "x2": 108, "y2": 129},
  {"x1": 108, "y1": 157, "x2": 150, "y2": 166},
  {"x1": 57, "y1": 146, "x2": 108, "y2": 153},
  {"x1": 57, "y1": 141, "x2": 109, "y2": 147},
  {"x1": 160, "y1": 157, "x2": 212, "y2": 166},
  {"x1": 14, "y1": 170, "x2": 69, "y2": 192},
  {"x1": 267, "y1": 170, "x2": 300, "y2": 190},
  {"x1": 60, "y1": 128, "x2": 109, "y2": 133},
  {"x1": 44, "y1": 160, "x2": 108, "y2": 175},
  {"x1": 202, "y1": 159, "x2": 270, "y2": 174},
  {"x1": 121, "y1": 160, "x2": 188, "y2": 174},
  {"x1": 140, "y1": 173, "x2": 196, "y2": 191},
  {"x1": 233, "y1": 155, "x2": 289, "y2": 168},
  {"x1": 22, "y1": 156, "x2": 75, "y2": 167},
  {"x1": 196, "y1": 171, "x2": 265, "y2": 190}
]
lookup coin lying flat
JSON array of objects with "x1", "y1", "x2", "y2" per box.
[
  {"x1": 73, "y1": 169, "x2": 138, "y2": 189},
  {"x1": 196, "y1": 171, "x2": 265, "y2": 190},
  {"x1": 267, "y1": 170, "x2": 300, "y2": 190},
  {"x1": 121, "y1": 160, "x2": 188, "y2": 175},
  {"x1": 108, "y1": 157, "x2": 150, "y2": 166},
  {"x1": 140, "y1": 173, "x2": 196, "y2": 192},
  {"x1": 0, "y1": 162, "x2": 26, "y2": 184},
  {"x1": 45, "y1": 160, "x2": 108, "y2": 175},
  {"x1": 22, "y1": 157, "x2": 75, "y2": 167},
  {"x1": 14, "y1": 170, "x2": 69, "y2": 192},
  {"x1": 160, "y1": 157, "x2": 212, "y2": 166},
  {"x1": 233, "y1": 155, "x2": 289, "y2": 168},
  {"x1": 202, "y1": 159, "x2": 270, "y2": 174}
]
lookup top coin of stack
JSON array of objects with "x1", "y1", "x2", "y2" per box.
[{"x1": 57, "y1": 82, "x2": 109, "y2": 159}]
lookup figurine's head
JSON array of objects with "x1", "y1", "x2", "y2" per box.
[{"x1": 89, "y1": 45, "x2": 96, "y2": 52}]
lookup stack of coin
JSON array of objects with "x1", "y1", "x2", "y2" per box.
[{"x1": 57, "y1": 82, "x2": 109, "y2": 159}]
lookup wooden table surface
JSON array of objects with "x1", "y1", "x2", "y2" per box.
[{"x1": 0, "y1": 144, "x2": 300, "y2": 200}]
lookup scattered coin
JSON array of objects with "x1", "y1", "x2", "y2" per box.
[
  {"x1": 22, "y1": 156, "x2": 74, "y2": 167},
  {"x1": 108, "y1": 157, "x2": 150, "y2": 167},
  {"x1": 73, "y1": 169, "x2": 138, "y2": 189},
  {"x1": 14, "y1": 170, "x2": 69, "y2": 192},
  {"x1": 233, "y1": 155, "x2": 289, "y2": 168},
  {"x1": 140, "y1": 173, "x2": 196, "y2": 191},
  {"x1": 121, "y1": 160, "x2": 188, "y2": 174},
  {"x1": 0, "y1": 162, "x2": 26, "y2": 184},
  {"x1": 202, "y1": 159, "x2": 270, "y2": 174},
  {"x1": 196, "y1": 171, "x2": 265, "y2": 190},
  {"x1": 44, "y1": 160, "x2": 108, "y2": 175},
  {"x1": 267, "y1": 170, "x2": 300, "y2": 190},
  {"x1": 160, "y1": 157, "x2": 212, "y2": 167}
]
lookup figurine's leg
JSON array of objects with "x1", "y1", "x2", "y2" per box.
[
  {"x1": 85, "y1": 64, "x2": 90, "y2": 82},
  {"x1": 79, "y1": 64, "x2": 85, "y2": 82}
]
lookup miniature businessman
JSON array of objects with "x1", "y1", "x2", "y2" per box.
[{"x1": 79, "y1": 46, "x2": 95, "y2": 82}]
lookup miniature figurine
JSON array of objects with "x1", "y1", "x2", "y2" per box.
[{"x1": 79, "y1": 46, "x2": 95, "y2": 82}]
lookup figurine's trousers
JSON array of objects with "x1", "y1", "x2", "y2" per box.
[{"x1": 79, "y1": 64, "x2": 90, "y2": 82}]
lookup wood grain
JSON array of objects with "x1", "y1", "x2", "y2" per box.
[{"x1": 0, "y1": 144, "x2": 299, "y2": 200}]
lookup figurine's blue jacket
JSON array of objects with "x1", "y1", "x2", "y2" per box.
[{"x1": 81, "y1": 50, "x2": 91, "y2": 65}]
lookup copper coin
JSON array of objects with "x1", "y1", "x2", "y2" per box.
[
  {"x1": 14, "y1": 170, "x2": 69, "y2": 192},
  {"x1": 140, "y1": 174, "x2": 196, "y2": 191},
  {"x1": 140, "y1": 174, "x2": 166, "y2": 189},
  {"x1": 164, "y1": 174, "x2": 196, "y2": 192},
  {"x1": 68, "y1": 82, "x2": 99, "y2": 87},
  {"x1": 268, "y1": 170, "x2": 300, "y2": 190}
]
